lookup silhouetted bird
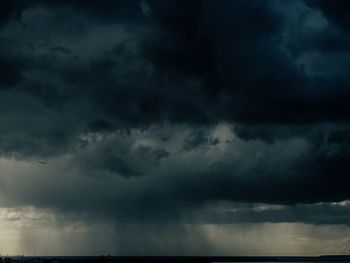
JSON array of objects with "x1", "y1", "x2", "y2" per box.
[{"x1": 37, "y1": 160, "x2": 48, "y2": 165}]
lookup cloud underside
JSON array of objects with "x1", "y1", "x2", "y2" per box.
[
  {"x1": 0, "y1": 0, "x2": 350, "y2": 232},
  {"x1": 0, "y1": 123, "x2": 350, "y2": 227}
]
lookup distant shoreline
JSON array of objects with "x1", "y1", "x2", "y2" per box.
[{"x1": 3, "y1": 255, "x2": 350, "y2": 262}]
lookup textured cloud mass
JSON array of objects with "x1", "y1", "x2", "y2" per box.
[{"x1": 0, "y1": 0, "x2": 350, "y2": 255}]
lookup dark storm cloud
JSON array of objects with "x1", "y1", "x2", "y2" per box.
[
  {"x1": 0, "y1": 0, "x2": 350, "y2": 226},
  {"x1": 0, "y1": 0, "x2": 22, "y2": 25},
  {"x1": 203, "y1": 201, "x2": 350, "y2": 225},
  {"x1": 0, "y1": 0, "x2": 143, "y2": 24},
  {"x1": 145, "y1": 0, "x2": 215, "y2": 76},
  {"x1": 0, "y1": 124, "x2": 349, "y2": 225},
  {"x1": 1, "y1": 0, "x2": 350, "y2": 140},
  {"x1": 143, "y1": 0, "x2": 350, "y2": 124},
  {"x1": 307, "y1": 0, "x2": 350, "y2": 31}
]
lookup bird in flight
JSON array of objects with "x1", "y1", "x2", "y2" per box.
[{"x1": 37, "y1": 160, "x2": 48, "y2": 165}]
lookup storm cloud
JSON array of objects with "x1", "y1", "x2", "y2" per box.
[{"x1": 0, "y1": 0, "x2": 350, "y2": 255}]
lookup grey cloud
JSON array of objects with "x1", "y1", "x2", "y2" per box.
[
  {"x1": 0, "y1": 0, "x2": 350, "y2": 244},
  {"x1": 0, "y1": 124, "x2": 348, "y2": 224}
]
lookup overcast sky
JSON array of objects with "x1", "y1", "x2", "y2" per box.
[{"x1": 1, "y1": 0, "x2": 350, "y2": 256}]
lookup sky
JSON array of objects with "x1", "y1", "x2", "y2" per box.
[{"x1": 0, "y1": 0, "x2": 350, "y2": 256}]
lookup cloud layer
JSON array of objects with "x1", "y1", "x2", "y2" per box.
[{"x1": 0, "y1": 0, "x2": 350, "y2": 255}]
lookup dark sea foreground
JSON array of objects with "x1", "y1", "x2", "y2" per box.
[{"x1": 3, "y1": 256, "x2": 350, "y2": 263}]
